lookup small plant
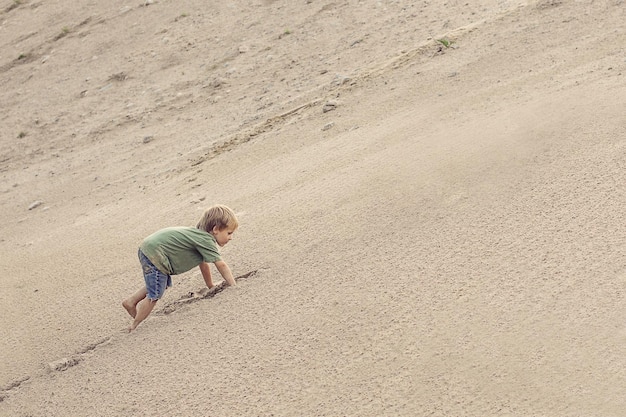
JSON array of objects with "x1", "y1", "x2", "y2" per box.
[
  {"x1": 436, "y1": 38, "x2": 453, "y2": 48},
  {"x1": 6, "y1": 0, "x2": 23, "y2": 12},
  {"x1": 54, "y1": 26, "x2": 71, "y2": 40},
  {"x1": 108, "y1": 72, "x2": 128, "y2": 82},
  {"x1": 279, "y1": 28, "x2": 292, "y2": 39},
  {"x1": 17, "y1": 131, "x2": 27, "y2": 138},
  {"x1": 175, "y1": 12, "x2": 188, "y2": 22},
  {"x1": 17, "y1": 53, "x2": 27, "y2": 60}
]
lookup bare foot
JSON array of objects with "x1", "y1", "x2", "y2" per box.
[
  {"x1": 128, "y1": 320, "x2": 140, "y2": 332},
  {"x1": 122, "y1": 300, "x2": 137, "y2": 318}
]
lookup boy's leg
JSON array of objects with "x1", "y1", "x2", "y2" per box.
[
  {"x1": 129, "y1": 298, "x2": 157, "y2": 331},
  {"x1": 122, "y1": 287, "x2": 148, "y2": 318},
  {"x1": 129, "y1": 250, "x2": 170, "y2": 330}
]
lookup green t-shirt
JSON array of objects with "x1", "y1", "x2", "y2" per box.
[{"x1": 139, "y1": 227, "x2": 222, "y2": 275}]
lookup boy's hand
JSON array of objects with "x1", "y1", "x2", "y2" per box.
[
  {"x1": 214, "y1": 260, "x2": 237, "y2": 287},
  {"x1": 199, "y1": 262, "x2": 214, "y2": 288}
]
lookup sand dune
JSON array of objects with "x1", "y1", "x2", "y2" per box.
[{"x1": 1, "y1": 0, "x2": 625, "y2": 415}]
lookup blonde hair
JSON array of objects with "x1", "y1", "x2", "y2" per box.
[{"x1": 196, "y1": 205, "x2": 239, "y2": 232}]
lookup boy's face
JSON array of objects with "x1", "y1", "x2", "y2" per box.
[{"x1": 211, "y1": 225, "x2": 236, "y2": 247}]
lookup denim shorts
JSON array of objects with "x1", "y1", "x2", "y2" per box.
[{"x1": 138, "y1": 249, "x2": 172, "y2": 300}]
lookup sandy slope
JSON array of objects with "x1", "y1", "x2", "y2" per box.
[{"x1": 1, "y1": 0, "x2": 625, "y2": 415}]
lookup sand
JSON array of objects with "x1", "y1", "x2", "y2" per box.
[{"x1": 1, "y1": 0, "x2": 625, "y2": 415}]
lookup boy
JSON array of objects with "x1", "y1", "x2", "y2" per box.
[{"x1": 122, "y1": 204, "x2": 238, "y2": 331}]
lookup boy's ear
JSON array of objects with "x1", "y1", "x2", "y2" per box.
[{"x1": 211, "y1": 225, "x2": 220, "y2": 234}]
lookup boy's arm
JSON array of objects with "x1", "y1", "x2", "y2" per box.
[
  {"x1": 199, "y1": 262, "x2": 214, "y2": 289},
  {"x1": 214, "y1": 260, "x2": 237, "y2": 287}
]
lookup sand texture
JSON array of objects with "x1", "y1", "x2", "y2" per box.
[{"x1": 1, "y1": 0, "x2": 625, "y2": 415}]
